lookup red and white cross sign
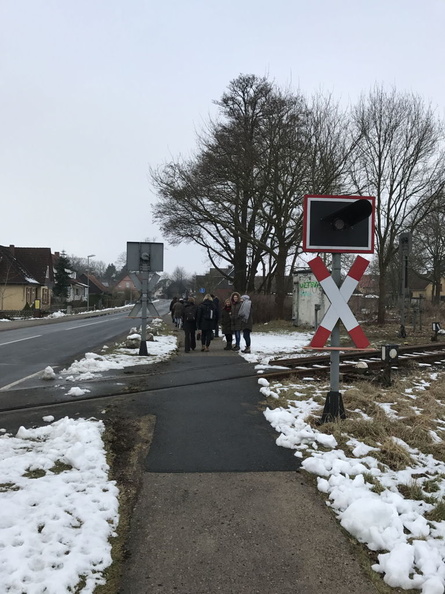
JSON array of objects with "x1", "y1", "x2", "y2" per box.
[{"x1": 309, "y1": 255, "x2": 370, "y2": 349}]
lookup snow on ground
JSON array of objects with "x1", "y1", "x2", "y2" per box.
[
  {"x1": 59, "y1": 320, "x2": 177, "y2": 390},
  {"x1": 239, "y1": 329, "x2": 314, "y2": 370},
  {"x1": 239, "y1": 335, "x2": 445, "y2": 594},
  {"x1": 0, "y1": 417, "x2": 119, "y2": 594},
  {"x1": 0, "y1": 320, "x2": 177, "y2": 593}
]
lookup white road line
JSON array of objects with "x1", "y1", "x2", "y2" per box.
[
  {"x1": 0, "y1": 366, "x2": 61, "y2": 391},
  {"x1": 0, "y1": 335, "x2": 42, "y2": 347},
  {"x1": 1, "y1": 370, "x2": 44, "y2": 391},
  {"x1": 64, "y1": 320, "x2": 114, "y2": 330}
]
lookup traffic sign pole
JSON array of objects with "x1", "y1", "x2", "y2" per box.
[{"x1": 321, "y1": 253, "x2": 346, "y2": 423}]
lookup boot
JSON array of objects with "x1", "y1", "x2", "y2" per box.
[
  {"x1": 242, "y1": 347, "x2": 251, "y2": 353},
  {"x1": 205, "y1": 346, "x2": 210, "y2": 352},
  {"x1": 224, "y1": 344, "x2": 232, "y2": 350},
  {"x1": 232, "y1": 345, "x2": 240, "y2": 351}
]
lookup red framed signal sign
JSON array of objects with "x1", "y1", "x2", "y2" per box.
[{"x1": 303, "y1": 195, "x2": 375, "y2": 254}]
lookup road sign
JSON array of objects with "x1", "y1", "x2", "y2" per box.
[
  {"x1": 309, "y1": 255, "x2": 370, "y2": 348},
  {"x1": 303, "y1": 195, "x2": 375, "y2": 253},
  {"x1": 128, "y1": 300, "x2": 159, "y2": 319},
  {"x1": 126, "y1": 242, "x2": 164, "y2": 272}
]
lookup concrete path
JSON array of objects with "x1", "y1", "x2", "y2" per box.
[{"x1": 119, "y1": 336, "x2": 378, "y2": 594}]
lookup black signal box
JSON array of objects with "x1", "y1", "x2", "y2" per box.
[{"x1": 303, "y1": 195, "x2": 375, "y2": 254}]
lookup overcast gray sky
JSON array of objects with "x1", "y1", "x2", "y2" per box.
[{"x1": 1, "y1": 0, "x2": 444, "y2": 275}]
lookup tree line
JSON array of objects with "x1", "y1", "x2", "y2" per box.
[{"x1": 150, "y1": 74, "x2": 445, "y2": 323}]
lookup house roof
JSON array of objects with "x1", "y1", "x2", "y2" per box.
[
  {"x1": 13, "y1": 247, "x2": 54, "y2": 285},
  {"x1": 79, "y1": 273, "x2": 111, "y2": 294},
  {"x1": 0, "y1": 245, "x2": 40, "y2": 285}
]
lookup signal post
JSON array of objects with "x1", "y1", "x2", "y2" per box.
[{"x1": 302, "y1": 195, "x2": 375, "y2": 423}]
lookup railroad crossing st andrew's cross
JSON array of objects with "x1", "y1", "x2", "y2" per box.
[{"x1": 309, "y1": 255, "x2": 370, "y2": 349}]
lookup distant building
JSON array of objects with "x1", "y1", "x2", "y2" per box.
[{"x1": 0, "y1": 245, "x2": 54, "y2": 311}]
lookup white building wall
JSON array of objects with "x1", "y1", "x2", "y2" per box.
[{"x1": 292, "y1": 269, "x2": 328, "y2": 328}]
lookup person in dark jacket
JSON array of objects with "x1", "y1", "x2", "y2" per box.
[
  {"x1": 169, "y1": 297, "x2": 178, "y2": 323},
  {"x1": 172, "y1": 299, "x2": 184, "y2": 328},
  {"x1": 197, "y1": 294, "x2": 217, "y2": 351},
  {"x1": 182, "y1": 297, "x2": 198, "y2": 352},
  {"x1": 220, "y1": 298, "x2": 232, "y2": 350},
  {"x1": 211, "y1": 294, "x2": 220, "y2": 338},
  {"x1": 230, "y1": 292, "x2": 242, "y2": 350}
]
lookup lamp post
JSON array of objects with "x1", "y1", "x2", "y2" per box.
[{"x1": 87, "y1": 254, "x2": 95, "y2": 311}]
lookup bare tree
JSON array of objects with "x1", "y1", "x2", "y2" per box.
[
  {"x1": 152, "y1": 75, "x2": 353, "y2": 317},
  {"x1": 348, "y1": 85, "x2": 445, "y2": 323},
  {"x1": 410, "y1": 194, "x2": 445, "y2": 303}
]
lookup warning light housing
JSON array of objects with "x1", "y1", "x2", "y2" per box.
[{"x1": 303, "y1": 195, "x2": 375, "y2": 253}]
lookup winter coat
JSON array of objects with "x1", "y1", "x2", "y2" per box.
[
  {"x1": 230, "y1": 301, "x2": 243, "y2": 332},
  {"x1": 220, "y1": 305, "x2": 232, "y2": 334},
  {"x1": 212, "y1": 297, "x2": 220, "y2": 322},
  {"x1": 197, "y1": 299, "x2": 217, "y2": 331},
  {"x1": 172, "y1": 301, "x2": 184, "y2": 318},
  {"x1": 239, "y1": 295, "x2": 253, "y2": 331},
  {"x1": 182, "y1": 302, "x2": 198, "y2": 327}
]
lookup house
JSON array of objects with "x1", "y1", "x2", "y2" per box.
[
  {"x1": 78, "y1": 273, "x2": 113, "y2": 308},
  {"x1": 67, "y1": 274, "x2": 88, "y2": 303},
  {"x1": 0, "y1": 245, "x2": 54, "y2": 311},
  {"x1": 113, "y1": 273, "x2": 141, "y2": 303},
  {"x1": 194, "y1": 268, "x2": 234, "y2": 301}
]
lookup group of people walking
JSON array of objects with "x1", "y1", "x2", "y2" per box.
[{"x1": 169, "y1": 292, "x2": 252, "y2": 353}]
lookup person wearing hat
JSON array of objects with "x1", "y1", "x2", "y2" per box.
[{"x1": 239, "y1": 294, "x2": 253, "y2": 353}]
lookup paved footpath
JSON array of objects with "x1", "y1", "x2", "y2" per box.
[{"x1": 119, "y1": 336, "x2": 379, "y2": 594}]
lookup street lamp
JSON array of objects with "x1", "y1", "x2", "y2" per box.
[{"x1": 87, "y1": 254, "x2": 95, "y2": 311}]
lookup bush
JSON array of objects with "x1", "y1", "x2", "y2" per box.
[{"x1": 250, "y1": 294, "x2": 292, "y2": 324}]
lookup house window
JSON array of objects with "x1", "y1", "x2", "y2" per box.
[
  {"x1": 26, "y1": 287, "x2": 37, "y2": 305},
  {"x1": 41, "y1": 288, "x2": 49, "y2": 305}
]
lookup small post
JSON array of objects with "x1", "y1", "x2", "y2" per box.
[
  {"x1": 431, "y1": 322, "x2": 441, "y2": 342},
  {"x1": 381, "y1": 344, "x2": 399, "y2": 387},
  {"x1": 314, "y1": 303, "x2": 321, "y2": 329}
]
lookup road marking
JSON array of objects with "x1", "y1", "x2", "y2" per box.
[
  {"x1": 0, "y1": 366, "x2": 61, "y2": 391},
  {"x1": 64, "y1": 320, "x2": 114, "y2": 330},
  {"x1": 0, "y1": 335, "x2": 42, "y2": 347}
]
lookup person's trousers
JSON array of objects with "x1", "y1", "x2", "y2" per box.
[
  {"x1": 234, "y1": 330, "x2": 241, "y2": 347},
  {"x1": 201, "y1": 329, "x2": 213, "y2": 347},
  {"x1": 243, "y1": 329, "x2": 251, "y2": 348},
  {"x1": 184, "y1": 327, "x2": 196, "y2": 352},
  {"x1": 224, "y1": 333, "x2": 232, "y2": 346}
]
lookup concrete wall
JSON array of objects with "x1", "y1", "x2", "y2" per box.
[{"x1": 292, "y1": 269, "x2": 327, "y2": 328}]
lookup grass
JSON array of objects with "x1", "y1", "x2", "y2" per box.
[
  {"x1": 258, "y1": 357, "x2": 445, "y2": 593},
  {"x1": 94, "y1": 414, "x2": 156, "y2": 594}
]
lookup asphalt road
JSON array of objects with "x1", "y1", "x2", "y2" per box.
[{"x1": 0, "y1": 301, "x2": 170, "y2": 391}]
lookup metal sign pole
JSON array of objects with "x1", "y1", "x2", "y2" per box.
[
  {"x1": 139, "y1": 261, "x2": 149, "y2": 356},
  {"x1": 320, "y1": 252, "x2": 346, "y2": 422}
]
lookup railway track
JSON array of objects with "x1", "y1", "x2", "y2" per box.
[{"x1": 261, "y1": 343, "x2": 445, "y2": 381}]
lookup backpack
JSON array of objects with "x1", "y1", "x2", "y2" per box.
[
  {"x1": 204, "y1": 306, "x2": 214, "y2": 321},
  {"x1": 184, "y1": 306, "x2": 196, "y2": 322}
]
